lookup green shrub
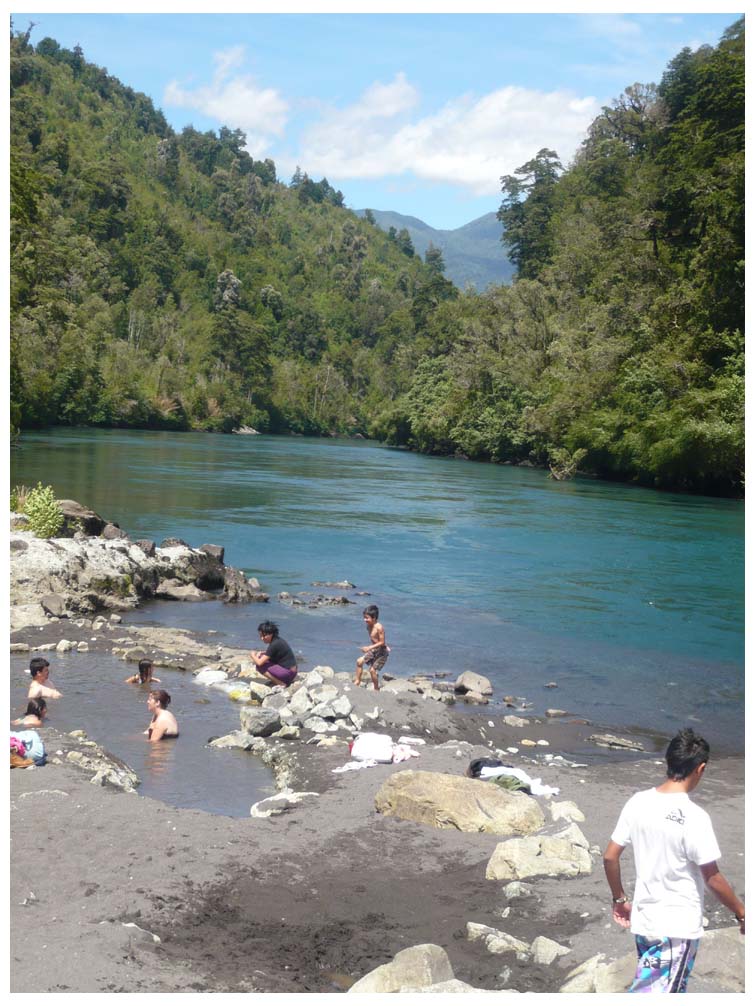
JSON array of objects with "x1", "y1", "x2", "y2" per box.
[{"x1": 22, "y1": 482, "x2": 64, "y2": 538}]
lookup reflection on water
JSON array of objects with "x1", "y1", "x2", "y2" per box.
[{"x1": 10, "y1": 652, "x2": 275, "y2": 817}]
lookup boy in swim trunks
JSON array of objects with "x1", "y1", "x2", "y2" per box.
[
  {"x1": 354, "y1": 605, "x2": 389, "y2": 691},
  {"x1": 603, "y1": 728, "x2": 745, "y2": 993}
]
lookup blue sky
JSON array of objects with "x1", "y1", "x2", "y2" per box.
[{"x1": 11, "y1": 6, "x2": 743, "y2": 229}]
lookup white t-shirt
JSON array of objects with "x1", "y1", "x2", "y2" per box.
[{"x1": 611, "y1": 788, "x2": 721, "y2": 940}]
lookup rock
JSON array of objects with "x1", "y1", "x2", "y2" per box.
[
  {"x1": 559, "y1": 952, "x2": 635, "y2": 993},
  {"x1": 199, "y1": 543, "x2": 225, "y2": 564},
  {"x1": 133, "y1": 539, "x2": 156, "y2": 557},
  {"x1": 262, "y1": 691, "x2": 291, "y2": 711},
  {"x1": 56, "y1": 639, "x2": 75, "y2": 653},
  {"x1": 66, "y1": 745, "x2": 139, "y2": 792},
  {"x1": 208, "y1": 732, "x2": 261, "y2": 751},
  {"x1": 589, "y1": 733, "x2": 645, "y2": 751},
  {"x1": 247, "y1": 681, "x2": 271, "y2": 703},
  {"x1": 502, "y1": 881, "x2": 534, "y2": 900},
  {"x1": 549, "y1": 800, "x2": 585, "y2": 823},
  {"x1": 397, "y1": 980, "x2": 487, "y2": 993},
  {"x1": 486, "y1": 823, "x2": 593, "y2": 881},
  {"x1": 466, "y1": 923, "x2": 530, "y2": 957},
  {"x1": 309, "y1": 665, "x2": 335, "y2": 679},
  {"x1": 546, "y1": 709, "x2": 567, "y2": 718},
  {"x1": 520, "y1": 739, "x2": 537, "y2": 747},
  {"x1": 461, "y1": 690, "x2": 488, "y2": 705},
  {"x1": 310, "y1": 684, "x2": 339, "y2": 704},
  {"x1": 348, "y1": 944, "x2": 455, "y2": 994},
  {"x1": 331, "y1": 695, "x2": 353, "y2": 718},
  {"x1": 10, "y1": 515, "x2": 30, "y2": 532},
  {"x1": 289, "y1": 688, "x2": 315, "y2": 717},
  {"x1": 11, "y1": 603, "x2": 49, "y2": 630},
  {"x1": 155, "y1": 579, "x2": 213, "y2": 602},
  {"x1": 109, "y1": 613, "x2": 122, "y2": 623},
  {"x1": 530, "y1": 935, "x2": 571, "y2": 965},
  {"x1": 694, "y1": 925, "x2": 745, "y2": 992},
  {"x1": 302, "y1": 716, "x2": 338, "y2": 734},
  {"x1": 249, "y1": 790, "x2": 318, "y2": 818},
  {"x1": 238, "y1": 707, "x2": 281, "y2": 737},
  {"x1": 455, "y1": 670, "x2": 493, "y2": 695},
  {"x1": 502, "y1": 715, "x2": 529, "y2": 728},
  {"x1": 221, "y1": 566, "x2": 269, "y2": 604},
  {"x1": 102, "y1": 523, "x2": 129, "y2": 540},
  {"x1": 312, "y1": 580, "x2": 354, "y2": 589},
  {"x1": 160, "y1": 537, "x2": 189, "y2": 548},
  {"x1": 77, "y1": 641, "x2": 89, "y2": 652},
  {"x1": 40, "y1": 593, "x2": 67, "y2": 617},
  {"x1": 194, "y1": 668, "x2": 228, "y2": 686},
  {"x1": 57, "y1": 500, "x2": 107, "y2": 537},
  {"x1": 10, "y1": 643, "x2": 30, "y2": 653},
  {"x1": 271, "y1": 725, "x2": 300, "y2": 740},
  {"x1": 375, "y1": 770, "x2": 545, "y2": 835},
  {"x1": 544, "y1": 681, "x2": 558, "y2": 688},
  {"x1": 382, "y1": 678, "x2": 414, "y2": 694}
]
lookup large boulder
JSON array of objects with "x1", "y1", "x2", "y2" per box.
[
  {"x1": 455, "y1": 670, "x2": 493, "y2": 695},
  {"x1": 348, "y1": 944, "x2": 455, "y2": 994},
  {"x1": 57, "y1": 499, "x2": 107, "y2": 537},
  {"x1": 559, "y1": 952, "x2": 635, "y2": 993},
  {"x1": 694, "y1": 926, "x2": 745, "y2": 992},
  {"x1": 374, "y1": 771, "x2": 545, "y2": 835},
  {"x1": 239, "y1": 707, "x2": 281, "y2": 737},
  {"x1": 485, "y1": 823, "x2": 592, "y2": 881}
]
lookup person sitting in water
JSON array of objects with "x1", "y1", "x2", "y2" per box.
[
  {"x1": 125, "y1": 658, "x2": 161, "y2": 685},
  {"x1": 250, "y1": 620, "x2": 298, "y2": 686},
  {"x1": 144, "y1": 689, "x2": 179, "y2": 742},
  {"x1": 12, "y1": 697, "x2": 47, "y2": 729},
  {"x1": 28, "y1": 657, "x2": 62, "y2": 700}
]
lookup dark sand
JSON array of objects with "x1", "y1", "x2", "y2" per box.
[{"x1": 10, "y1": 684, "x2": 745, "y2": 995}]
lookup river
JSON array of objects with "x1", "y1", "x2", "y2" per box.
[{"x1": 11, "y1": 427, "x2": 744, "y2": 766}]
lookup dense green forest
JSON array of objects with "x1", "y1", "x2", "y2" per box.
[{"x1": 10, "y1": 19, "x2": 744, "y2": 495}]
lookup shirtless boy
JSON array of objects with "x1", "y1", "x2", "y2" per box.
[
  {"x1": 27, "y1": 658, "x2": 62, "y2": 700},
  {"x1": 354, "y1": 604, "x2": 389, "y2": 690}
]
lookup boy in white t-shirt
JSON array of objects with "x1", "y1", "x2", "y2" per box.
[{"x1": 603, "y1": 728, "x2": 744, "y2": 993}]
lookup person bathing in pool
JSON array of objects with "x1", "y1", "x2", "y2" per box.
[
  {"x1": 144, "y1": 689, "x2": 178, "y2": 742},
  {"x1": 125, "y1": 658, "x2": 161, "y2": 685},
  {"x1": 12, "y1": 697, "x2": 48, "y2": 729}
]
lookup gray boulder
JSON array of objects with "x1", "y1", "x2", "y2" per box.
[
  {"x1": 374, "y1": 770, "x2": 545, "y2": 835},
  {"x1": 466, "y1": 922, "x2": 530, "y2": 958},
  {"x1": 589, "y1": 733, "x2": 644, "y2": 751},
  {"x1": 348, "y1": 944, "x2": 455, "y2": 994},
  {"x1": 455, "y1": 670, "x2": 493, "y2": 695},
  {"x1": 57, "y1": 499, "x2": 107, "y2": 537},
  {"x1": 530, "y1": 935, "x2": 571, "y2": 965},
  {"x1": 134, "y1": 539, "x2": 156, "y2": 557},
  {"x1": 41, "y1": 593, "x2": 67, "y2": 618},
  {"x1": 486, "y1": 823, "x2": 593, "y2": 881},
  {"x1": 249, "y1": 790, "x2": 318, "y2": 818},
  {"x1": 200, "y1": 543, "x2": 225, "y2": 564},
  {"x1": 239, "y1": 707, "x2": 281, "y2": 737},
  {"x1": 559, "y1": 952, "x2": 635, "y2": 993},
  {"x1": 156, "y1": 579, "x2": 213, "y2": 602}
]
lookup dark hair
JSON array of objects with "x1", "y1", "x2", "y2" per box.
[
  {"x1": 151, "y1": 689, "x2": 171, "y2": 708},
  {"x1": 25, "y1": 697, "x2": 47, "y2": 717},
  {"x1": 29, "y1": 657, "x2": 50, "y2": 678},
  {"x1": 363, "y1": 605, "x2": 379, "y2": 619},
  {"x1": 257, "y1": 621, "x2": 279, "y2": 639},
  {"x1": 138, "y1": 659, "x2": 154, "y2": 683},
  {"x1": 665, "y1": 728, "x2": 710, "y2": 780}
]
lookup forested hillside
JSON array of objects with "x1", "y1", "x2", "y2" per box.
[
  {"x1": 372, "y1": 18, "x2": 744, "y2": 495},
  {"x1": 10, "y1": 26, "x2": 455, "y2": 437},
  {"x1": 10, "y1": 20, "x2": 744, "y2": 495}
]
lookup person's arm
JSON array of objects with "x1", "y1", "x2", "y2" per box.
[
  {"x1": 603, "y1": 840, "x2": 632, "y2": 928},
  {"x1": 148, "y1": 719, "x2": 168, "y2": 742},
  {"x1": 39, "y1": 683, "x2": 62, "y2": 698},
  {"x1": 251, "y1": 650, "x2": 270, "y2": 668},
  {"x1": 124, "y1": 674, "x2": 138, "y2": 683},
  {"x1": 700, "y1": 862, "x2": 745, "y2": 934}
]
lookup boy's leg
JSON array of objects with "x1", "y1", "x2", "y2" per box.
[
  {"x1": 368, "y1": 665, "x2": 379, "y2": 690},
  {"x1": 354, "y1": 656, "x2": 364, "y2": 685},
  {"x1": 629, "y1": 935, "x2": 699, "y2": 993}
]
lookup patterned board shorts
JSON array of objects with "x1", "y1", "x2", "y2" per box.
[
  {"x1": 629, "y1": 935, "x2": 700, "y2": 993},
  {"x1": 363, "y1": 645, "x2": 389, "y2": 672}
]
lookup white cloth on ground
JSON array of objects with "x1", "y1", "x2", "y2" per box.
[{"x1": 479, "y1": 765, "x2": 560, "y2": 796}]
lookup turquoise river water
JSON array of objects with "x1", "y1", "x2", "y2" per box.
[{"x1": 10, "y1": 428, "x2": 744, "y2": 811}]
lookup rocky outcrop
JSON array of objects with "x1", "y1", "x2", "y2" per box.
[
  {"x1": 64, "y1": 731, "x2": 140, "y2": 792},
  {"x1": 455, "y1": 670, "x2": 493, "y2": 696},
  {"x1": 348, "y1": 944, "x2": 455, "y2": 993},
  {"x1": 374, "y1": 770, "x2": 545, "y2": 835},
  {"x1": 249, "y1": 790, "x2": 319, "y2": 818},
  {"x1": 10, "y1": 522, "x2": 268, "y2": 619},
  {"x1": 485, "y1": 822, "x2": 592, "y2": 881}
]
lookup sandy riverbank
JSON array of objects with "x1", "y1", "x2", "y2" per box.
[{"x1": 10, "y1": 684, "x2": 745, "y2": 994}]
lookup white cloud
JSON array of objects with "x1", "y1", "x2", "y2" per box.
[
  {"x1": 294, "y1": 78, "x2": 601, "y2": 195},
  {"x1": 163, "y1": 46, "x2": 289, "y2": 157}
]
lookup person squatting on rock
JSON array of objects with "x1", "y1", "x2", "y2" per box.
[
  {"x1": 28, "y1": 657, "x2": 62, "y2": 700},
  {"x1": 145, "y1": 689, "x2": 179, "y2": 742},
  {"x1": 354, "y1": 604, "x2": 390, "y2": 691},
  {"x1": 125, "y1": 658, "x2": 161, "y2": 685},
  {"x1": 250, "y1": 621, "x2": 298, "y2": 686},
  {"x1": 603, "y1": 727, "x2": 745, "y2": 994}
]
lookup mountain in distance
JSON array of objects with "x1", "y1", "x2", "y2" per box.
[{"x1": 356, "y1": 208, "x2": 515, "y2": 290}]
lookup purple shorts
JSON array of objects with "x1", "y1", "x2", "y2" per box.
[{"x1": 266, "y1": 664, "x2": 297, "y2": 686}]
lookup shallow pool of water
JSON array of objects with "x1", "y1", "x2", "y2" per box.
[{"x1": 10, "y1": 650, "x2": 276, "y2": 817}]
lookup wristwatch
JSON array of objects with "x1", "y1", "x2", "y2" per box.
[{"x1": 613, "y1": 896, "x2": 629, "y2": 905}]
